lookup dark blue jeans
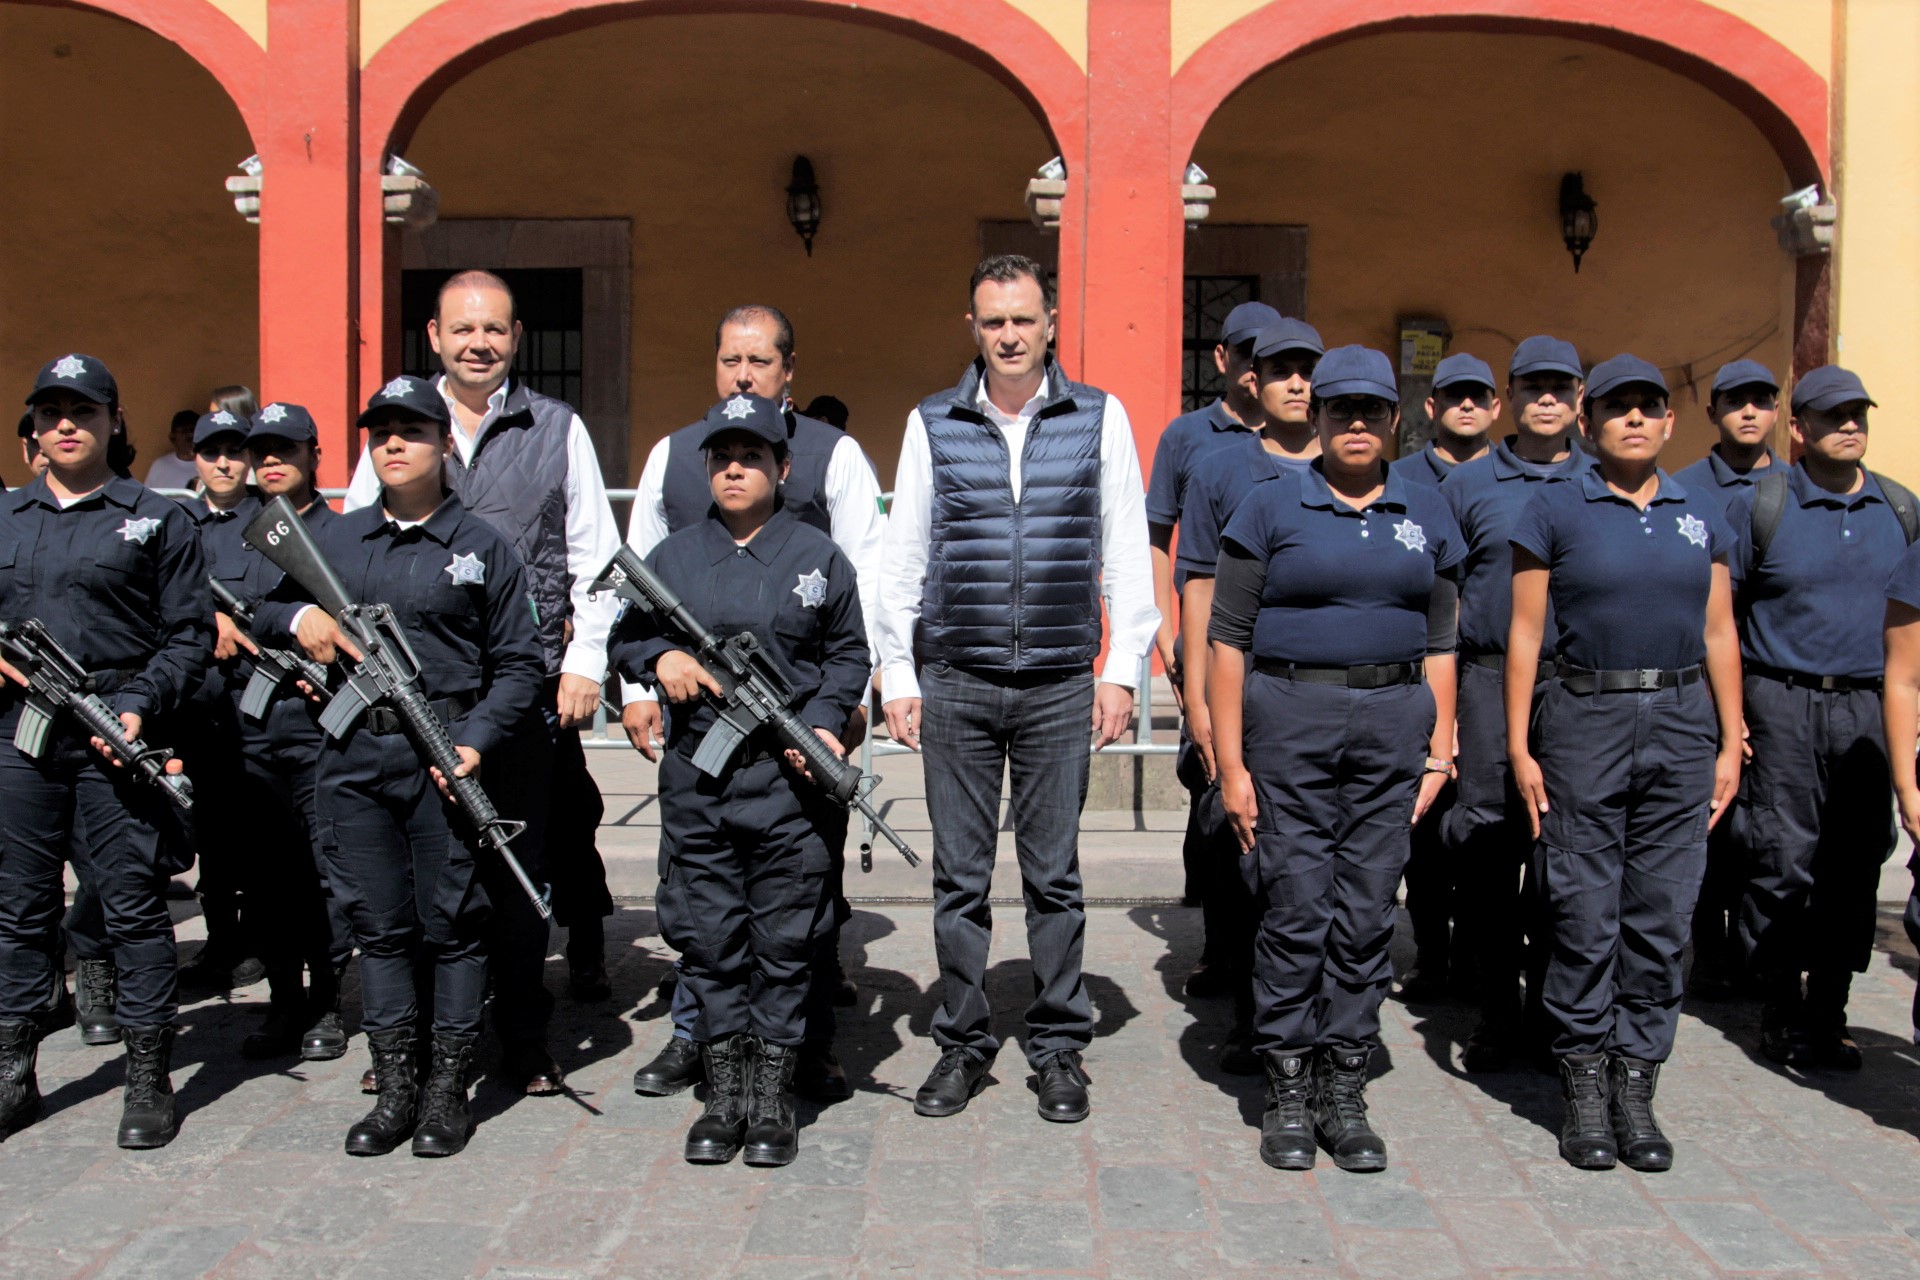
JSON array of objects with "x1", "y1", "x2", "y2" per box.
[{"x1": 923, "y1": 663, "x2": 1095, "y2": 1066}]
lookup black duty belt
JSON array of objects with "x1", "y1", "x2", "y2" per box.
[
  {"x1": 367, "y1": 693, "x2": 477, "y2": 737},
  {"x1": 1460, "y1": 651, "x2": 1552, "y2": 683},
  {"x1": 1745, "y1": 663, "x2": 1881, "y2": 693},
  {"x1": 1253, "y1": 659, "x2": 1423, "y2": 689},
  {"x1": 1553, "y1": 661, "x2": 1704, "y2": 695}
]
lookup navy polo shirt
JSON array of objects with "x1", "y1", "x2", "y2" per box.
[
  {"x1": 1886, "y1": 540, "x2": 1920, "y2": 613},
  {"x1": 1510, "y1": 469, "x2": 1733, "y2": 671},
  {"x1": 185, "y1": 494, "x2": 261, "y2": 705},
  {"x1": 1390, "y1": 442, "x2": 1465, "y2": 490},
  {"x1": 1671, "y1": 446, "x2": 1782, "y2": 521},
  {"x1": 1440, "y1": 437, "x2": 1590, "y2": 655},
  {"x1": 1220, "y1": 462, "x2": 1463, "y2": 666},
  {"x1": 1728, "y1": 464, "x2": 1906, "y2": 679},
  {"x1": 1146, "y1": 399, "x2": 1255, "y2": 527},
  {"x1": 1176, "y1": 435, "x2": 1314, "y2": 583}
]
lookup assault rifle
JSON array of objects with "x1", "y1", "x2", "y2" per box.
[
  {"x1": 242, "y1": 496, "x2": 552, "y2": 919},
  {"x1": 209, "y1": 576, "x2": 333, "y2": 722},
  {"x1": 592, "y1": 544, "x2": 920, "y2": 870},
  {"x1": 0, "y1": 619, "x2": 193, "y2": 811}
]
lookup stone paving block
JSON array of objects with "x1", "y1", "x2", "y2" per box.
[
  {"x1": 850, "y1": 1225, "x2": 980, "y2": 1279},
  {"x1": 1738, "y1": 1166, "x2": 1896, "y2": 1237},
  {"x1": 98, "y1": 1223, "x2": 247, "y2": 1278},
  {"x1": 1096, "y1": 1165, "x2": 1206, "y2": 1231},
  {"x1": 343, "y1": 1221, "x2": 485, "y2": 1280},
  {"x1": 5, "y1": 1180, "x2": 186, "y2": 1252},
  {"x1": 1434, "y1": 1198, "x2": 1575, "y2": 1270},
  {"x1": 1635, "y1": 1150, "x2": 1747, "y2": 1200},
  {"x1": 605, "y1": 1225, "x2": 746, "y2": 1280},
  {"x1": 1313, "y1": 1166, "x2": 1440, "y2": 1229},
  {"x1": 1101, "y1": 1229, "x2": 1230, "y2": 1279},
  {"x1": 0, "y1": 1245, "x2": 87, "y2": 1280},
  {"x1": 1662, "y1": 1199, "x2": 1818, "y2": 1271},
  {"x1": 981, "y1": 1199, "x2": 1094, "y2": 1270},
  {"x1": 1396, "y1": 1135, "x2": 1528, "y2": 1199},
  {"x1": 491, "y1": 1190, "x2": 630, "y2": 1268},
  {"x1": 1523, "y1": 1160, "x2": 1661, "y2": 1229},
  {"x1": 770, "y1": 1129, "x2": 872, "y2": 1188},
  {"x1": 1334, "y1": 1227, "x2": 1469, "y2": 1278},
  {"x1": 742, "y1": 1185, "x2": 866, "y2": 1258},
  {"x1": 1215, "y1": 1197, "x2": 1337, "y2": 1268},
  {"x1": 1809, "y1": 1236, "x2": 1920, "y2": 1280},
  {"x1": 867, "y1": 1159, "x2": 978, "y2": 1226},
  {"x1": 259, "y1": 1182, "x2": 403, "y2": 1250}
]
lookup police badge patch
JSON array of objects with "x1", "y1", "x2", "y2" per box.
[
  {"x1": 444, "y1": 552, "x2": 487, "y2": 586},
  {"x1": 259, "y1": 404, "x2": 288, "y2": 424},
  {"x1": 722, "y1": 395, "x2": 755, "y2": 421},
  {"x1": 380, "y1": 376, "x2": 413, "y2": 400},
  {"x1": 117, "y1": 517, "x2": 162, "y2": 545},
  {"x1": 1676, "y1": 514, "x2": 1709, "y2": 549},
  {"x1": 51, "y1": 355, "x2": 86, "y2": 380},
  {"x1": 793, "y1": 569, "x2": 828, "y2": 608},
  {"x1": 1392, "y1": 519, "x2": 1428, "y2": 552}
]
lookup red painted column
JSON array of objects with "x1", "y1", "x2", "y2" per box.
[
  {"x1": 1080, "y1": 0, "x2": 1181, "y2": 474},
  {"x1": 257, "y1": 0, "x2": 359, "y2": 487}
]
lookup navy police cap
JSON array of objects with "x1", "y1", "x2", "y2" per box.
[
  {"x1": 1791, "y1": 365, "x2": 1876, "y2": 415},
  {"x1": 700, "y1": 393, "x2": 787, "y2": 450},
  {"x1": 1709, "y1": 358, "x2": 1778, "y2": 397},
  {"x1": 193, "y1": 409, "x2": 250, "y2": 446},
  {"x1": 358, "y1": 375, "x2": 450, "y2": 429},
  {"x1": 1313, "y1": 346, "x2": 1399, "y2": 403},
  {"x1": 1431, "y1": 353, "x2": 1497, "y2": 393},
  {"x1": 1508, "y1": 335, "x2": 1584, "y2": 380},
  {"x1": 1252, "y1": 318, "x2": 1325, "y2": 361},
  {"x1": 248, "y1": 402, "x2": 318, "y2": 445},
  {"x1": 25, "y1": 353, "x2": 117, "y2": 408},
  {"x1": 1584, "y1": 354, "x2": 1668, "y2": 402},
  {"x1": 1220, "y1": 302, "x2": 1282, "y2": 348}
]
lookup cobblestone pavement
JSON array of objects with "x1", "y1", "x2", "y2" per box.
[{"x1": 6, "y1": 902, "x2": 1920, "y2": 1279}]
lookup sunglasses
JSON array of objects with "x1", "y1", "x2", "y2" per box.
[{"x1": 1323, "y1": 397, "x2": 1394, "y2": 425}]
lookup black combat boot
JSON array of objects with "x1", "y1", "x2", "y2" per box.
[
  {"x1": 684, "y1": 1035, "x2": 750, "y2": 1164},
  {"x1": 743, "y1": 1039, "x2": 800, "y2": 1167},
  {"x1": 1557, "y1": 1052, "x2": 1617, "y2": 1170},
  {"x1": 73, "y1": 958, "x2": 121, "y2": 1046},
  {"x1": 117, "y1": 1026, "x2": 178, "y2": 1149},
  {"x1": 1312, "y1": 1045, "x2": 1386, "y2": 1172},
  {"x1": 633, "y1": 1035, "x2": 704, "y2": 1096},
  {"x1": 345, "y1": 1028, "x2": 419, "y2": 1156},
  {"x1": 1759, "y1": 971, "x2": 1811, "y2": 1065},
  {"x1": 411, "y1": 1034, "x2": 477, "y2": 1157},
  {"x1": 301, "y1": 965, "x2": 349, "y2": 1062},
  {"x1": 1609, "y1": 1054, "x2": 1672, "y2": 1172},
  {"x1": 0, "y1": 1020, "x2": 43, "y2": 1138},
  {"x1": 1257, "y1": 1048, "x2": 1315, "y2": 1170}
]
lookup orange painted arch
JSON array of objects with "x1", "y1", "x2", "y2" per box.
[{"x1": 1172, "y1": 0, "x2": 1829, "y2": 189}]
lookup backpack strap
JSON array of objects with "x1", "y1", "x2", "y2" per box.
[
  {"x1": 1747, "y1": 470, "x2": 1791, "y2": 563},
  {"x1": 1872, "y1": 471, "x2": 1920, "y2": 546}
]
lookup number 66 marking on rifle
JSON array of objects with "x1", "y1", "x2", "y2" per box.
[{"x1": 264, "y1": 519, "x2": 291, "y2": 547}]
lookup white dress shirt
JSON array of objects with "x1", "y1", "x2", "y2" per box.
[
  {"x1": 344, "y1": 377, "x2": 622, "y2": 683},
  {"x1": 144, "y1": 454, "x2": 200, "y2": 493},
  {"x1": 620, "y1": 419, "x2": 888, "y2": 703},
  {"x1": 876, "y1": 371, "x2": 1160, "y2": 702}
]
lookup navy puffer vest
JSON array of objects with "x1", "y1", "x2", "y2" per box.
[
  {"x1": 662, "y1": 408, "x2": 838, "y2": 536},
  {"x1": 916, "y1": 360, "x2": 1104, "y2": 673}
]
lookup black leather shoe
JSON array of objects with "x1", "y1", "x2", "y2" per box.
[
  {"x1": 1312, "y1": 1046, "x2": 1385, "y2": 1172},
  {"x1": 0, "y1": 1020, "x2": 43, "y2": 1138},
  {"x1": 1609, "y1": 1054, "x2": 1672, "y2": 1172},
  {"x1": 633, "y1": 1036, "x2": 704, "y2": 1096},
  {"x1": 914, "y1": 1047, "x2": 989, "y2": 1118},
  {"x1": 230, "y1": 956, "x2": 267, "y2": 988},
  {"x1": 501, "y1": 1040, "x2": 565, "y2": 1096},
  {"x1": 1183, "y1": 960, "x2": 1231, "y2": 999},
  {"x1": 73, "y1": 959, "x2": 120, "y2": 1046},
  {"x1": 412, "y1": 1034, "x2": 477, "y2": 1157},
  {"x1": 743, "y1": 1039, "x2": 800, "y2": 1167},
  {"x1": 1034, "y1": 1050, "x2": 1091, "y2": 1124},
  {"x1": 303, "y1": 1011, "x2": 348, "y2": 1062},
  {"x1": 346, "y1": 1029, "x2": 419, "y2": 1156},
  {"x1": 685, "y1": 1035, "x2": 750, "y2": 1164},
  {"x1": 794, "y1": 1044, "x2": 853, "y2": 1102},
  {"x1": 241, "y1": 1002, "x2": 307, "y2": 1060},
  {"x1": 1760, "y1": 1002, "x2": 1813, "y2": 1066},
  {"x1": 1258, "y1": 1048, "x2": 1315, "y2": 1170},
  {"x1": 117, "y1": 1027, "x2": 178, "y2": 1149},
  {"x1": 1557, "y1": 1053, "x2": 1617, "y2": 1170}
]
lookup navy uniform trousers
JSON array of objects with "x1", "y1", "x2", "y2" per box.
[
  {"x1": 315, "y1": 727, "x2": 491, "y2": 1037},
  {"x1": 1533, "y1": 679, "x2": 1716, "y2": 1060},
  {"x1": 1242, "y1": 673, "x2": 1433, "y2": 1051},
  {"x1": 656, "y1": 749, "x2": 834, "y2": 1046},
  {"x1": 1176, "y1": 738, "x2": 1258, "y2": 1010},
  {"x1": 481, "y1": 713, "x2": 556, "y2": 1045},
  {"x1": 1736, "y1": 675, "x2": 1894, "y2": 990},
  {"x1": 236, "y1": 702, "x2": 353, "y2": 991}
]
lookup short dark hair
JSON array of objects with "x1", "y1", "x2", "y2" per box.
[
  {"x1": 715, "y1": 305, "x2": 795, "y2": 360},
  {"x1": 801, "y1": 394, "x2": 849, "y2": 430},
  {"x1": 108, "y1": 417, "x2": 136, "y2": 477},
  {"x1": 170, "y1": 409, "x2": 198, "y2": 432},
  {"x1": 210, "y1": 385, "x2": 256, "y2": 417},
  {"x1": 969, "y1": 255, "x2": 1054, "y2": 310},
  {"x1": 436, "y1": 269, "x2": 517, "y2": 325}
]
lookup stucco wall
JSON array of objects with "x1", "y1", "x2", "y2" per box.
[{"x1": 0, "y1": 6, "x2": 258, "y2": 489}]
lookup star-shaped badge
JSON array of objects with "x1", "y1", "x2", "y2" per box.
[
  {"x1": 380, "y1": 376, "x2": 413, "y2": 400},
  {"x1": 1676, "y1": 514, "x2": 1709, "y2": 549},
  {"x1": 51, "y1": 355, "x2": 86, "y2": 380},
  {"x1": 722, "y1": 395, "x2": 755, "y2": 421},
  {"x1": 211, "y1": 410, "x2": 236, "y2": 426},
  {"x1": 118, "y1": 517, "x2": 162, "y2": 545},
  {"x1": 793, "y1": 569, "x2": 828, "y2": 608},
  {"x1": 259, "y1": 403, "x2": 287, "y2": 424},
  {"x1": 1392, "y1": 518, "x2": 1428, "y2": 553},
  {"x1": 444, "y1": 552, "x2": 486, "y2": 586}
]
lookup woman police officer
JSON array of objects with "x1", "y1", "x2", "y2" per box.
[
  {"x1": 1506, "y1": 354, "x2": 1742, "y2": 1173},
  {"x1": 1206, "y1": 346, "x2": 1462, "y2": 1173},
  {"x1": 256, "y1": 375, "x2": 545, "y2": 1158},
  {"x1": 0, "y1": 354, "x2": 211, "y2": 1149},
  {"x1": 611, "y1": 393, "x2": 869, "y2": 1169}
]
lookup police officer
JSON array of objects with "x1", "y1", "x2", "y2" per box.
[
  {"x1": 261, "y1": 376, "x2": 545, "y2": 1157},
  {"x1": 1206, "y1": 345, "x2": 1460, "y2": 1174},
  {"x1": 1507, "y1": 354, "x2": 1741, "y2": 1173},
  {"x1": 611, "y1": 393, "x2": 870, "y2": 1167},
  {"x1": 1728, "y1": 365, "x2": 1911, "y2": 1068},
  {"x1": 1674, "y1": 358, "x2": 1785, "y2": 999},
  {"x1": 1145, "y1": 300, "x2": 1275, "y2": 999},
  {"x1": 1436, "y1": 336, "x2": 1590, "y2": 1069},
  {"x1": 1392, "y1": 353, "x2": 1500, "y2": 1003},
  {"x1": 624, "y1": 304, "x2": 887, "y2": 1103},
  {"x1": 0, "y1": 354, "x2": 211, "y2": 1148},
  {"x1": 1175, "y1": 316, "x2": 1323, "y2": 1071},
  {"x1": 221, "y1": 404, "x2": 356, "y2": 1061}
]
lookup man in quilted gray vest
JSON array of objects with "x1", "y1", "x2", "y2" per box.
[
  {"x1": 345, "y1": 271, "x2": 622, "y2": 1097},
  {"x1": 877, "y1": 256, "x2": 1159, "y2": 1124}
]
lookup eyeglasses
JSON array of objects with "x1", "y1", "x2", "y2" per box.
[
  {"x1": 1322, "y1": 397, "x2": 1394, "y2": 425},
  {"x1": 195, "y1": 441, "x2": 247, "y2": 461}
]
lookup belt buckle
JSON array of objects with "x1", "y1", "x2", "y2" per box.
[
  {"x1": 1816, "y1": 675, "x2": 1841, "y2": 692},
  {"x1": 1636, "y1": 669, "x2": 1661, "y2": 691}
]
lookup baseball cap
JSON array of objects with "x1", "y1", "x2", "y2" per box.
[
  {"x1": 1583, "y1": 354, "x2": 1668, "y2": 401},
  {"x1": 1790, "y1": 365, "x2": 1876, "y2": 415},
  {"x1": 1431, "y1": 353, "x2": 1497, "y2": 393},
  {"x1": 1509, "y1": 336, "x2": 1584, "y2": 380},
  {"x1": 1252, "y1": 318, "x2": 1326, "y2": 361},
  {"x1": 1312, "y1": 346, "x2": 1398, "y2": 402},
  {"x1": 25, "y1": 354, "x2": 117, "y2": 407},
  {"x1": 1709, "y1": 359, "x2": 1778, "y2": 397},
  {"x1": 1220, "y1": 302, "x2": 1282, "y2": 348},
  {"x1": 358, "y1": 375, "x2": 451, "y2": 429},
  {"x1": 248, "y1": 402, "x2": 318, "y2": 445},
  {"x1": 193, "y1": 409, "x2": 250, "y2": 446},
  {"x1": 699, "y1": 393, "x2": 787, "y2": 450}
]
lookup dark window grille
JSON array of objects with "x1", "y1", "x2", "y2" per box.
[
  {"x1": 1183, "y1": 275, "x2": 1259, "y2": 412},
  {"x1": 401, "y1": 268, "x2": 584, "y2": 408}
]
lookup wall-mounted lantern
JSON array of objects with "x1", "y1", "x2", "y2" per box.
[
  {"x1": 1182, "y1": 162, "x2": 1216, "y2": 229},
  {"x1": 1026, "y1": 156, "x2": 1067, "y2": 232},
  {"x1": 786, "y1": 156, "x2": 822, "y2": 256},
  {"x1": 1559, "y1": 172, "x2": 1598, "y2": 273},
  {"x1": 1772, "y1": 184, "x2": 1836, "y2": 257}
]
